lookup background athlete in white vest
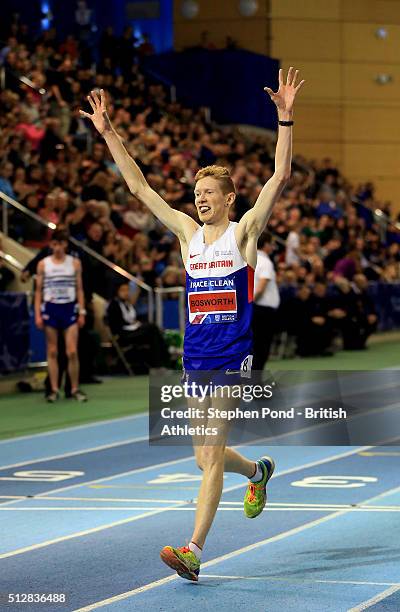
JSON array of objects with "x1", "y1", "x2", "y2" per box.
[
  {"x1": 81, "y1": 67, "x2": 304, "y2": 580},
  {"x1": 35, "y1": 230, "x2": 87, "y2": 402}
]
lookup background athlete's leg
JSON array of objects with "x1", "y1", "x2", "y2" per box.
[
  {"x1": 64, "y1": 323, "x2": 80, "y2": 392},
  {"x1": 45, "y1": 326, "x2": 59, "y2": 393}
]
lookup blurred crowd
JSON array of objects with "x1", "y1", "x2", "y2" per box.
[{"x1": 1, "y1": 19, "x2": 400, "y2": 359}]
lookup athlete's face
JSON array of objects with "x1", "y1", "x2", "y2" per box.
[
  {"x1": 50, "y1": 240, "x2": 67, "y2": 257},
  {"x1": 194, "y1": 177, "x2": 235, "y2": 225}
]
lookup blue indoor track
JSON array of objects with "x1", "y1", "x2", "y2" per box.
[{"x1": 0, "y1": 412, "x2": 399, "y2": 611}]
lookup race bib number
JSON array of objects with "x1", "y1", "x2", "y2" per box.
[
  {"x1": 188, "y1": 290, "x2": 237, "y2": 324},
  {"x1": 240, "y1": 354, "x2": 253, "y2": 378},
  {"x1": 53, "y1": 287, "x2": 70, "y2": 299}
]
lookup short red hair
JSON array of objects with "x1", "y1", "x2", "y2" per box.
[{"x1": 195, "y1": 165, "x2": 236, "y2": 195}]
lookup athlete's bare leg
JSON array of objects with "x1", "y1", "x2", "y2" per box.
[
  {"x1": 193, "y1": 439, "x2": 255, "y2": 477},
  {"x1": 45, "y1": 326, "x2": 59, "y2": 392},
  {"x1": 191, "y1": 397, "x2": 256, "y2": 478},
  {"x1": 64, "y1": 323, "x2": 80, "y2": 392},
  {"x1": 223, "y1": 446, "x2": 257, "y2": 476},
  {"x1": 190, "y1": 395, "x2": 255, "y2": 548}
]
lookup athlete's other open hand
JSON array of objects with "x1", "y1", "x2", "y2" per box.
[
  {"x1": 79, "y1": 89, "x2": 112, "y2": 136},
  {"x1": 264, "y1": 67, "x2": 304, "y2": 114}
]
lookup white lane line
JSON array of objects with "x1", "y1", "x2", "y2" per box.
[
  {"x1": 2, "y1": 496, "x2": 192, "y2": 503},
  {"x1": 90, "y1": 485, "x2": 200, "y2": 490},
  {"x1": 2, "y1": 506, "x2": 400, "y2": 513},
  {"x1": 220, "y1": 501, "x2": 400, "y2": 509},
  {"x1": 4, "y1": 496, "x2": 400, "y2": 511},
  {"x1": 0, "y1": 436, "x2": 149, "y2": 470},
  {"x1": 70, "y1": 511, "x2": 348, "y2": 611},
  {"x1": 0, "y1": 496, "x2": 25, "y2": 499},
  {"x1": 0, "y1": 412, "x2": 146, "y2": 445},
  {"x1": 347, "y1": 585, "x2": 400, "y2": 611},
  {"x1": 70, "y1": 482, "x2": 400, "y2": 611},
  {"x1": 359, "y1": 451, "x2": 400, "y2": 457},
  {"x1": 202, "y1": 575, "x2": 400, "y2": 587},
  {"x1": 0, "y1": 503, "x2": 186, "y2": 560},
  {"x1": 0, "y1": 507, "x2": 190, "y2": 511}
]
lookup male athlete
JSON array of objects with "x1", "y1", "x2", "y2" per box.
[
  {"x1": 81, "y1": 67, "x2": 304, "y2": 580},
  {"x1": 35, "y1": 229, "x2": 88, "y2": 402}
]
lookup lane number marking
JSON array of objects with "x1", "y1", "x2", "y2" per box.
[{"x1": 291, "y1": 475, "x2": 378, "y2": 489}]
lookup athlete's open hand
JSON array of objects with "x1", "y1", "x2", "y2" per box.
[
  {"x1": 35, "y1": 314, "x2": 44, "y2": 330},
  {"x1": 264, "y1": 67, "x2": 305, "y2": 113},
  {"x1": 79, "y1": 89, "x2": 112, "y2": 136}
]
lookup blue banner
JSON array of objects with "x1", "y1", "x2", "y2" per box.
[
  {"x1": 0, "y1": 292, "x2": 30, "y2": 373},
  {"x1": 144, "y1": 49, "x2": 280, "y2": 129},
  {"x1": 368, "y1": 282, "x2": 400, "y2": 331}
]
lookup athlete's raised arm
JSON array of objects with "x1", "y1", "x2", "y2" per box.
[
  {"x1": 237, "y1": 67, "x2": 305, "y2": 242},
  {"x1": 80, "y1": 90, "x2": 198, "y2": 242}
]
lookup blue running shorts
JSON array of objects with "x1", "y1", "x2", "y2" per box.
[{"x1": 41, "y1": 302, "x2": 78, "y2": 330}]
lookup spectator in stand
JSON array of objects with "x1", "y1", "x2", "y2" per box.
[
  {"x1": 138, "y1": 34, "x2": 155, "y2": 57},
  {"x1": 285, "y1": 219, "x2": 301, "y2": 267},
  {"x1": 106, "y1": 281, "x2": 169, "y2": 372},
  {"x1": 333, "y1": 248, "x2": 361, "y2": 281},
  {"x1": 0, "y1": 160, "x2": 16, "y2": 199},
  {"x1": 118, "y1": 26, "x2": 138, "y2": 77},
  {"x1": 328, "y1": 277, "x2": 361, "y2": 350},
  {"x1": 315, "y1": 187, "x2": 343, "y2": 220},
  {"x1": 123, "y1": 195, "x2": 156, "y2": 235},
  {"x1": 307, "y1": 281, "x2": 333, "y2": 356},
  {"x1": 74, "y1": 0, "x2": 93, "y2": 44},
  {"x1": 288, "y1": 284, "x2": 313, "y2": 356},
  {"x1": 39, "y1": 192, "x2": 60, "y2": 237},
  {"x1": 84, "y1": 221, "x2": 105, "y2": 253},
  {"x1": 99, "y1": 26, "x2": 117, "y2": 68},
  {"x1": 15, "y1": 110, "x2": 45, "y2": 150},
  {"x1": 352, "y1": 273, "x2": 378, "y2": 348}
]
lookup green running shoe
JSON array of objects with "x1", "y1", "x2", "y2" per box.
[
  {"x1": 160, "y1": 545, "x2": 200, "y2": 581},
  {"x1": 244, "y1": 456, "x2": 275, "y2": 519}
]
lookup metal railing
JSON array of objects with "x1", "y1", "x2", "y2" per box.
[
  {"x1": 0, "y1": 61, "x2": 47, "y2": 95},
  {"x1": 0, "y1": 249, "x2": 24, "y2": 272}
]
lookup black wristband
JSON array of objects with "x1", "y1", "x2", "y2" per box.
[{"x1": 278, "y1": 120, "x2": 294, "y2": 126}]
